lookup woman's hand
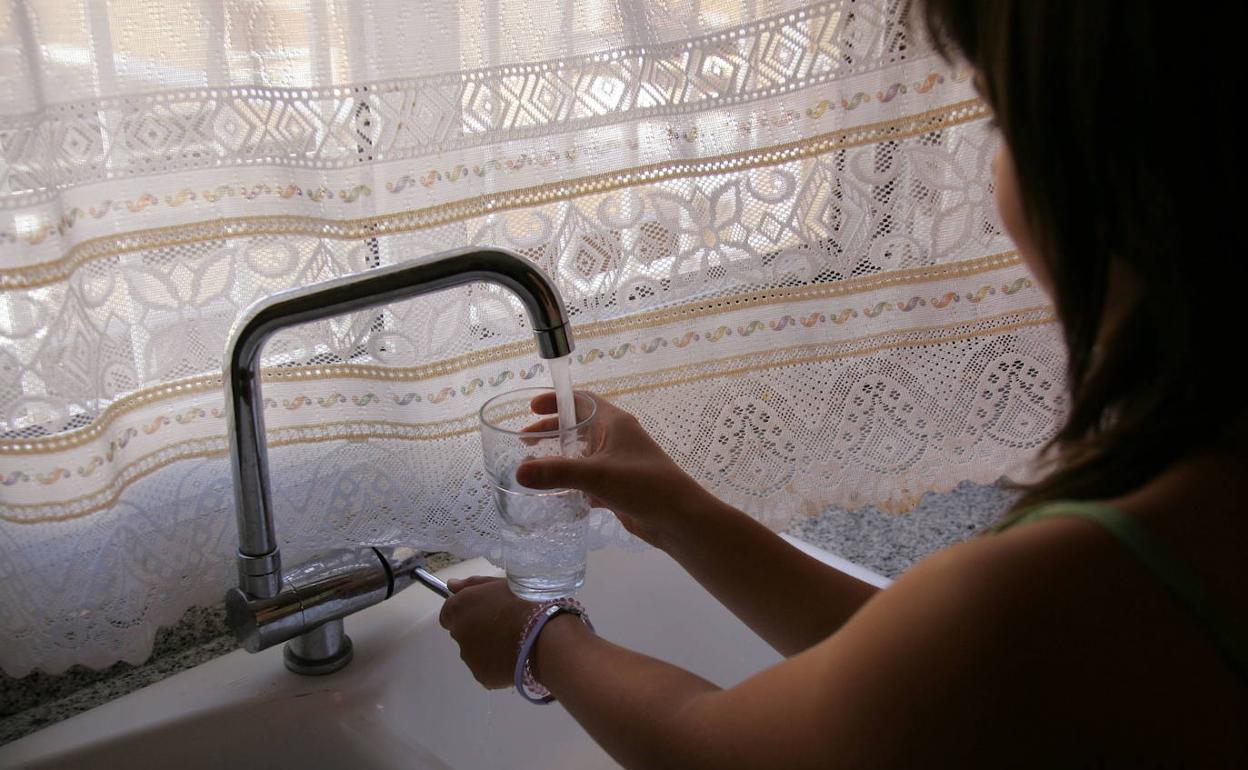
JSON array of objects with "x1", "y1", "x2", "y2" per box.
[
  {"x1": 438, "y1": 576, "x2": 536, "y2": 689},
  {"x1": 515, "y1": 391, "x2": 716, "y2": 550}
]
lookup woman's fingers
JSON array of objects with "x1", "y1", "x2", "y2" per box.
[
  {"x1": 519, "y1": 416, "x2": 561, "y2": 446},
  {"x1": 529, "y1": 391, "x2": 559, "y2": 415},
  {"x1": 521, "y1": 416, "x2": 562, "y2": 433},
  {"x1": 515, "y1": 456, "x2": 599, "y2": 491}
]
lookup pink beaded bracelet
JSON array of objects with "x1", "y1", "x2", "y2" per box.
[{"x1": 514, "y1": 598, "x2": 594, "y2": 704}]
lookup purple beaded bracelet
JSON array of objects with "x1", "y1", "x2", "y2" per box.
[{"x1": 514, "y1": 598, "x2": 594, "y2": 704}]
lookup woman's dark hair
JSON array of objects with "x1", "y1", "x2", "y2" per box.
[{"x1": 914, "y1": 1, "x2": 1246, "y2": 522}]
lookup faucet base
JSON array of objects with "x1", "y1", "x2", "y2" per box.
[{"x1": 283, "y1": 619, "x2": 353, "y2": 676}]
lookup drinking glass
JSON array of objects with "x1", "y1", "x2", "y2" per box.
[{"x1": 478, "y1": 387, "x2": 597, "y2": 600}]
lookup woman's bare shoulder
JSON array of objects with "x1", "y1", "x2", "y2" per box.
[
  {"x1": 711, "y1": 485, "x2": 1246, "y2": 769},
  {"x1": 920, "y1": 457, "x2": 1248, "y2": 764},
  {"x1": 763, "y1": 535, "x2": 1077, "y2": 766},
  {"x1": 719, "y1": 459, "x2": 1248, "y2": 769},
  {"x1": 695, "y1": 534, "x2": 1057, "y2": 768}
]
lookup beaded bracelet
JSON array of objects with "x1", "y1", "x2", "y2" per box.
[{"x1": 514, "y1": 598, "x2": 594, "y2": 704}]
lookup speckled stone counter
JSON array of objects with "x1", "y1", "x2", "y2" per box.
[
  {"x1": 0, "y1": 605, "x2": 236, "y2": 747},
  {"x1": 786, "y1": 478, "x2": 1018, "y2": 579},
  {"x1": 1, "y1": 481, "x2": 1017, "y2": 746},
  {"x1": 0, "y1": 551, "x2": 465, "y2": 746}
]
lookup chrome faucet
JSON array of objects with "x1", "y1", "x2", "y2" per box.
[{"x1": 223, "y1": 247, "x2": 574, "y2": 674}]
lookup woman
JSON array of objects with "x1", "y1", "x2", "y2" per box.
[{"x1": 440, "y1": 1, "x2": 1248, "y2": 766}]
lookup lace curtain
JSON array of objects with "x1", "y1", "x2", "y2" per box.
[{"x1": 0, "y1": 0, "x2": 1064, "y2": 675}]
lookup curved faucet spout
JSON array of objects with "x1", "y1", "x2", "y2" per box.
[{"x1": 224, "y1": 247, "x2": 573, "y2": 599}]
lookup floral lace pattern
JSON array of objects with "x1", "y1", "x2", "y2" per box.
[{"x1": 0, "y1": 0, "x2": 1064, "y2": 675}]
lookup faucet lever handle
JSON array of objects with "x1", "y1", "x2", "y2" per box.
[{"x1": 375, "y1": 546, "x2": 450, "y2": 598}]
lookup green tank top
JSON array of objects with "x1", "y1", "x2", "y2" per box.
[{"x1": 994, "y1": 500, "x2": 1248, "y2": 686}]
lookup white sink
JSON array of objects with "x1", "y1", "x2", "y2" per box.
[{"x1": 1, "y1": 537, "x2": 889, "y2": 769}]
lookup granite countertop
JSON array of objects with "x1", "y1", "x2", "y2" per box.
[{"x1": 0, "y1": 479, "x2": 1015, "y2": 747}]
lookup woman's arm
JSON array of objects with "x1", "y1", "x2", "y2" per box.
[
  {"x1": 528, "y1": 614, "x2": 721, "y2": 766},
  {"x1": 659, "y1": 493, "x2": 879, "y2": 656},
  {"x1": 517, "y1": 392, "x2": 879, "y2": 656},
  {"x1": 517, "y1": 540, "x2": 1018, "y2": 770}
]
